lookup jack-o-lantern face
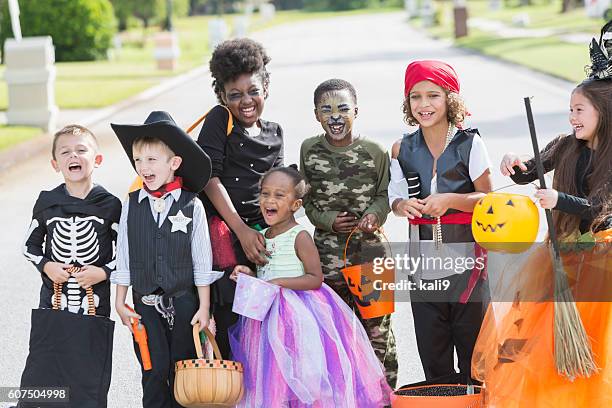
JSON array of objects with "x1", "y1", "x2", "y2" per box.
[{"x1": 472, "y1": 192, "x2": 539, "y2": 253}]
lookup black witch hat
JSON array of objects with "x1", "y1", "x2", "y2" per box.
[
  {"x1": 111, "y1": 111, "x2": 212, "y2": 193},
  {"x1": 586, "y1": 19, "x2": 612, "y2": 81}
]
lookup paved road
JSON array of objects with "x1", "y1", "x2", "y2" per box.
[{"x1": 0, "y1": 11, "x2": 576, "y2": 407}]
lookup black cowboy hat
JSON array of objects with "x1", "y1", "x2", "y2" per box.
[{"x1": 111, "y1": 111, "x2": 212, "y2": 193}]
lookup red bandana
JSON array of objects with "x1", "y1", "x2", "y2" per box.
[
  {"x1": 404, "y1": 60, "x2": 460, "y2": 97},
  {"x1": 144, "y1": 176, "x2": 184, "y2": 198}
]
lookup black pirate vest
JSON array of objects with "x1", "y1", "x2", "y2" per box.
[
  {"x1": 397, "y1": 128, "x2": 479, "y2": 243},
  {"x1": 128, "y1": 190, "x2": 196, "y2": 296}
]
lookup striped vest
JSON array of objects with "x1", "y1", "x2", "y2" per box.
[{"x1": 128, "y1": 190, "x2": 196, "y2": 295}]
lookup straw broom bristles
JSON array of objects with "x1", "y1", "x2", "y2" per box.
[
  {"x1": 522, "y1": 96, "x2": 599, "y2": 381},
  {"x1": 552, "y1": 255, "x2": 599, "y2": 380}
]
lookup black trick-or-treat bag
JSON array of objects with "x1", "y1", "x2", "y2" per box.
[{"x1": 18, "y1": 267, "x2": 114, "y2": 408}]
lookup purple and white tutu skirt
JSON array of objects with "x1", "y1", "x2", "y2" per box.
[{"x1": 229, "y1": 283, "x2": 391, "y2": 407}]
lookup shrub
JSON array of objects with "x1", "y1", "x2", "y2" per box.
[
  {"x1": 0, "y1": 0, "x2": 116, "y2": 62},
  {"x1": 303, "y1": 0, "x2": 370, "y2": 10}
]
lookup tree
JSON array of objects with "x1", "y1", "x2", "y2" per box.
[
  {"x1": 273, "y1": 0, "x2": 304, "y2": 9},
  {"x1": 561, "y1": 0, "x2": 584, "y2": 13},
  {"x1": 0, "y1": 0, "x2": 116, "y2": 61},
  {"x1": 303, "y1": 0, "x2": 372, "y2": 11},
  {"x1": 110, "y1": 0, "x2": 190, "y2": 29}
]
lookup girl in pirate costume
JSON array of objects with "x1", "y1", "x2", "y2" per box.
[
  {"x1": 23, "y1": 125, "x2": 121, "y2": 317},
  {"x1": 196, "y1": 38, "x2": 283, "y2": 359},
  {"x1": 471, "y1": 22, "x2": 612, "y2": 407},
  {"x1": 388, "y1": 60, "x2": 493, "y2": 381}
]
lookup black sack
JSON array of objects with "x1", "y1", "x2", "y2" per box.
[{"x1": 18, "y1": 307, "x2": 114, "y2": 408}]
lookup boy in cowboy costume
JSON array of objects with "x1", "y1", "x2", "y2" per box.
[{"x1": 111, "y1": 111, "x2": 223, "y2": 408}]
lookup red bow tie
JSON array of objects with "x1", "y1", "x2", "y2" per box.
[{"x1": 144, "y1": 177, "x2": 183, "y2": 198}]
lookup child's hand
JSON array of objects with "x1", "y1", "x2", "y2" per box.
[
  {"x1": 73, "y1": 265, "x2": 106, "y2": 289},
  {"x1": 191, "y1": 308, "x2": 210, "y2": 332},
  {"x1": 420, "y1": 193, "x2": 451, "y2": 218},
  {"x1": 332, "y1": 212, "x2": 359, "y2": 233},
  {"x1": 115, "y1": 303, "x2": 141, "y2": 334},
  {"x1": 535, "y1": 188, "x2": 558, "y2": 209},
  {"x1": 358, "y1": 213, "x2": 379, "y2": 233},
  {"x1": 43, "y1": 262, "x2": 72, "y2": 284},
  {"x1": 237, "y1": 226, "x2": 269, "y2": 265},
  {"x1": 394, "y1": 198, "x2": 425, "y2": 219},
  {"x1": 500, "y1": 153, "x2": 528, "y2": 176},
  {"x1": 230, "y1": 265, "x2": 255, "y2": 281}
]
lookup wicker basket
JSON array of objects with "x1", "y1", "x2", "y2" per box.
[
  {"x1": 391, "y1": 384, "x2": 484, "y2": 408},
  {"x1": 174, "y1": 324, "x2": 244, "y2": 407}
]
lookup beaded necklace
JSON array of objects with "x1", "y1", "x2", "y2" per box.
[{"x1": 434, "y1": 123, "x2": 455, "y2": 250}]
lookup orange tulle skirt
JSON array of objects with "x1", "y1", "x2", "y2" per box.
[{"x1": 472, "y1": 230, "x2": 612, "y2": 408}]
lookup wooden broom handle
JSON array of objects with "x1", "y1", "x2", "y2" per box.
[
  {"x1": 192, "y1": 323, "x2": 223, "y2": 360},
  {"x1": 52, "y1": 266, "x2": 96, "y2": 315}
]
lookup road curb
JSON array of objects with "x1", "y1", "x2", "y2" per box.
[{"x1": 0, "y1": 65, "x2": 209, "y2": 173}]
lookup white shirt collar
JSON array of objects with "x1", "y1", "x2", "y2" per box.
[{"x1": 138, "y1": 188, "x2": 182, "y2": 203}]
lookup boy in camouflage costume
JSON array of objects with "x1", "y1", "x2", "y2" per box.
[{"x1": 299, "y1": 79, "x2": 397, "y2": 388}]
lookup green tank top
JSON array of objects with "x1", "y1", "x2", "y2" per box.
[{"x1": 257, "y1": 224, "x2": 307, "y2": 281}]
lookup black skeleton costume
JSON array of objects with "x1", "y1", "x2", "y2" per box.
[{"x1": 23, "y1": 184, "x2": 122, "y2": 317}]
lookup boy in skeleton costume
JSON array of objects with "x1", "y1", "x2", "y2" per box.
[
  {"x1": 23, "y1": 125, "x2": 121, "y2": 317},
  {"x1": 111, "y1": 111, "x2": 221, "y2": 408}
]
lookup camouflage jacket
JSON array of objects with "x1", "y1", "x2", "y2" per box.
[{"x1": 300, "y1": 134, "x2": 390, "y2": 232}]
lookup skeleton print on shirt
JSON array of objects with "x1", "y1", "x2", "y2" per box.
[
  {"x1": 48, "y1": 215, "x2": 103, "y2": 265},
  {"x1": 23, "y1": 184, "x2": 122, "y2": 317},
  {"x1": 47, "y1": 216, "x2": 104, "y2": 313}
]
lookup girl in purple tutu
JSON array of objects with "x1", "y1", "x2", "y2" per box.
[{"x1": 229, "y1": 165, "x2": 391, "y2": 407}]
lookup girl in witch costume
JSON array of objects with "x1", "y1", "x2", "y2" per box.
[
  {"x1": 111, "y1": 111, "x2": 223, "y2": 408},
  {"x1": 196, "y1": 38, "x2": 283, "y2": 359},
  {"x1": 388, "y1": 60, "x2": 493, "y2": 381},
  {"x1": 228, "y1": 166, "x2": 391, "y2": 408},
  {"x1": 23, "y1": 125, "x2": 121, "y2": 318},
  {"x1": 471, "y1": 22, "x2": 612, "y2": 408}
]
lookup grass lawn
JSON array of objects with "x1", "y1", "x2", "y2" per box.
[
  {"x1": 455, "y1": 29, "x2": 590, "y2": 82},
  {"x1": 0, "y1": 125, "x2": 42, "y2": 151},
  {"x1": 418, "y1": 0, "x2": 606, "y2": 83}
]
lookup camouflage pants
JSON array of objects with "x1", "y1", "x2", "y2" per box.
[{"x1": 316, "y1": 230, "x2": 398, "y2": 388}]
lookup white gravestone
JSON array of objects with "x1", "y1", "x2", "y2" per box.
[
  {"x1": 4, "y1": 36, "x2": 58, "y2": 131},
  {"x1": 154, "y1": 31, "x2": 180, "y2": 70},
  {"x1": 404, "y1": 0, "x2": 419, "y2": 18},
  {"x1": 259, "y1": 3, "x2": 276, "y2": 22},
  {"x1": 233, "y1": 15, "x2": 250, "y2": 38},
  {"x1": 208, "y1": 18, "x2": 228, "y2": 50},
  {"x1": 421, "y1": 0, "x2": 435, "y2": 27}
]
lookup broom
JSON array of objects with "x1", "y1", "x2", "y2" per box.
[{"x1": 523, "y1": 97, "x2": 598, "y2": 380}]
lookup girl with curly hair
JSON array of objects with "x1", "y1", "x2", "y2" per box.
[
  {"x1": 196, "y1": 38, "x2": 283, "y2": 359},
  {"x1": 388, "y1": 60, "x2": 493, "y2": 382}
]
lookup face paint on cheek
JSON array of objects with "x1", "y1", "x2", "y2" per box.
[{"x1": 316, "y1": 90, "x2": 356, "y2": 141}]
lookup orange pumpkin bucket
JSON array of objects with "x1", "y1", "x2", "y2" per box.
[
  {"x1": 174, "y1": 324, "x2": 244, "y2": 407},
  {"x1": 391, "y1": 384, "x2": 484, "y2": 408},
  {"x1": 341, "y1": 227, "x2": 395, "y2": 319}
]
